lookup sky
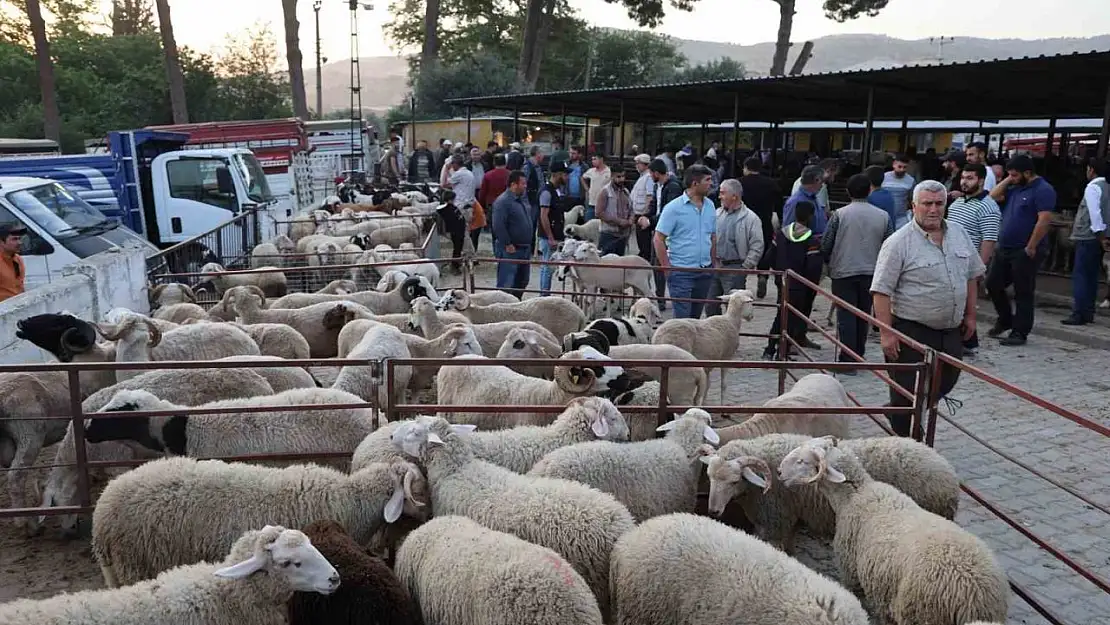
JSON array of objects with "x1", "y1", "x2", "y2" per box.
[{"x1": 96, "y1": 0, "x2": 1110, "y2": 65}]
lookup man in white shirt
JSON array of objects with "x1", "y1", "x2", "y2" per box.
[
  {"x1": 882, "y1": 154, "x2": 916, "y2": 229},
  {"x1": 964, "y1": 141, "x2": 996, "y2": 191},
  {"x1": 1064, "y1": 157, "x2": 1110, "y2": 325},
  {"x1": 629, "y1": 153, "x2": 654, "y2": 262},
  {"x1": 441, "y1": 154, "x2": 476, "y2": 273},
  {"x1": 581, "y1": 155, "x2": 611, "y2": 222}
]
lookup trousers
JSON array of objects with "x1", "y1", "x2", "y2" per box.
[{"x1": 886, "y1": 317, "x2": 964, "y2": 439}]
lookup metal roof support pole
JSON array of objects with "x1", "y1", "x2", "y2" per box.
[
  {"x1": 769, "y1": 122, "x2": 779, "y2": 174},
  {"x1": 465, "y1": 105, "x2": 472, "y2": 146},
  {"x1": 899, "y1": 117, "x2": 909, "y2": 153},
  {"x1": 1044, "y1": 118, "x2": 1057, "y2": 159},
  {"x1": 409, "y1": 95, "x2": 416, "y2": 154},
  {"x1": 998, "y1": 133, "x2": 1006, "y2": 157},
  {"x1": 513, "y1": 106, "x2": 520, "y2": 143},
  {"x1": 700, "y1": 121, "x2": 708, "y2": 160},
  {"x1": 560, "y1": 104, "x2": 567, "y2": 146},
  {"x1": 860, "y1": 87, "x2": 875, "y2": 168},
  {"x1": 1100, "y1": 82, "x2": 1110, "y2": 160},
  {"x1": 618, "y1": 100, "x2": 626, "y2": 166},
  {"x1": 731, "y1": 92, "x2": 740, "y2": 178},
  {"x1": 585, "y1": 117, "x2": 591, "y2": 156}
]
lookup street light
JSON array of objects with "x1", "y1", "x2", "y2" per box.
[{"x1": 313, "y1": 0, "x2": 323, "y2": 118}]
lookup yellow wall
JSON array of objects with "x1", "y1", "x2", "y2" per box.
[{"x1": 404, "y1": 120, "x2": 493, "y2": 148}]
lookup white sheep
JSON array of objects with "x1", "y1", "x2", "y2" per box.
[
  {"x1": 92, "y1": 456, "x2": 426, "y2": 587},
  {"x1": 375, "y1": 269, "x2": 412, "y2": 292},
  {"x1": 391, "y1": 417, "x2": 635, "y2": 620},
  {"x1": 395, "y1": 515, "x2": 604, "y2": 625},
  {"x1": 494, "y1": 326, "x2": 564, "y2": 378},
  {"x1": 409, "y1": 296, "x2": 548, "y2": 356},
  {"x1": 214, "y1": 355, "x2": 318, "y2": 392},
  {"x1": 151, "y1": 302, "x2": 210, "y2": 324},
  {"x1": 400, "y1": 324, "x2": 484, "y2": 392},
  {"x1": 371, "y1": 222, "x2": 422, "y2": 247},
  {"x1": 226, "y1": 321, "x2": 312, "y2": 360},
  {"x1": 198, "y1": 262, "x2": 288, "y2": 299},
  {"x1": 266, "y1": 275, "x2": 437, "y2": 315},
  {"x1": 149, "y1": 282, "x2": 196, "y2": 308},
  {"x1": 316, "y1": 278, "x2": 358, "y2": 295},
  {"x1": 332, "y1": 323, "x2": 412, "y2": 411},
  {"x1": 568, "y1": 242, "x2": 655, "y2": 316},
  {"x1": 563, "y1": 215, "x2": 602, "y2": 244},
  {"x1": 436, "y1": 290, "x2": 587, "y2": 342},
  {"x1": 609, "y1": 513, "x2": 870, "y2": 625},
  {"x1": 0, "y1": 526, "x2": 340, "y2": 625},
  {"x1": 438, "y1": 287, "x2": 519, "y2": 306},
  {"x1": 250, "y1": 235, "x2": 295, "y2": 268},
  {"x1": 529, "y1": 408, "x2": 718, "y2": 522},
  {"x1": 224, "y1": 285, "x2": 364, "y2": 357},
  {"x1": 651, "y1": 289, "x2": 756, "y2": 404},
  {"x1": 593, "y1": 342, "x2": 707, "y2": 406},
  {"x1": 778, "y1": 436, "x2": 1009, "y2": 625},
  {"x1": 703, "y1": 432, "x2": 960, "y2": 554},
  {"x1": 715, "y1": 373, "x2": 853, "y2": 444}
]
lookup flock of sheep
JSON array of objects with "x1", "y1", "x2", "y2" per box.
[{"x1": 0, "y1": 208, "x2": 1011, "y2": 625}]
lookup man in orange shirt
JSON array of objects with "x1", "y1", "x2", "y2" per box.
[{"x1": 0, "y1": 224, "x2": 27, "y2": 302}]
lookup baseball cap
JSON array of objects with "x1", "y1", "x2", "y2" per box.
[
  {"x1": 1006, "y1": 154, "x2": 1035, "y2": 173},
  {"x1": 549, "y1": 160, "x2": 568, "y2": 173},
  {"x1": 0, "y1": 224, "x2": 27, "y2": 238},
  {"x1": 942, "y1": 151, "x2": 966, "y2": 167},
  {"x1": 442, "y1": 139, "x2": 452, "y2": 147},
  {"x1": 634, "y1": 153, "x2": 652, "y2": 165}
]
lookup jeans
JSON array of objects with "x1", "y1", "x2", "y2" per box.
[
  {"x1": 635, "y1": 226, "x2": 667, "y2": 303},
  {"x1": 494, "y1": 240, "x2": 531, "y2": 299},
  {"x1": 830, "y1": 274, "x2": 872, "y2": 361},
  {"x1": 584, "y1": 204, "x2": 596, "y2": 221},
  {"x1": 437, "y1": 204, "x2": 468, "y2": 270},
  {"x1": 986, "y1": 246, "x2": 1040, "y2": 337},
  {"x1": 667, "y1": 270, "x2": 712, "y2": 319},
  {"x1": 765, "y1": 287, "x2": 817, "y2": 354},
  {"x1": 469, "y1": 227, "x2": 482, "y2": 253},
  {"x1": 538, "y1": 237, "x2": 557, "y2": 296},
  {"x1": 598, "y1": 232, "x2": 629, "y2": 256},
  {"x1": 705, "y1": 266, "x2": 748, "y2": 316},
  {"x1": 886, "y1": 317, "x2": 964, "y2": 439},
  {"x1": 1071, "y1": 238, "x2": 1104, "y2": 321}
]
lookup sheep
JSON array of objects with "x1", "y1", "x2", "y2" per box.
[
  {"x1": 266, "y1": 276, "x2": 437, "y2": 315},
  {"x1": 198, "y1": 261, "x2": 288, "y2": 299},
  {"x1": 316, "y1": 278, "x2": 358, "y2": 295},
  {"x1": 228, "y1": 321, "x2": 312, "y2": 360},
  {"x1": 401, "y1": 324, "x2": 484, "y2": 392},
  {"x1": 0, "y1": 526, "x2": 340, "y2": 625},
  {"x1": 580, "y1": 316, "x2": 648, "y2": 348},
  {"x1": 396, "y1": 515, "x2": 603, "y2": 625},
  {"x1": 602, "y1": 381, "x2": 671, "y2": 441},
  {"x1": 494, "y1": 326, "x2": 564, "y2": 378},
  {"x1": 92, "y1": 456, "x2": 426, "y2": 587},
  {"x1": 216, "y1": 355, "x2": 318, "y2": 392},
  {"x1": 628, "y1": 296, "x2": 663, "y2": 330},
  {"x1": 83, "y1": 387, "x2": 377, "y2": 466},
  {"x1": 333, "y1": 323, "x2": 413, "y2": 410},
  {"x1": 436, "y1": 290, "x2": 587, "y2": 342},
  {"x1": 609, "y1": 513, "x2": 870, "y2": 625},
  {"x1": 435, "y1": 348, "x2": 648, "y2": 429},
  {"x1": 288, "y1": 520, "x2": 423, "y2": 625},
  {"x1": 567, "y1": 242, "x2": 655, "y2": 316},
  {"x1": 563, "y1": 216, "x2": 601, "y2": 244},
  {"x1": 371, "y1": 222, "x2": 422, "y2": 247},
  {"x1": 39, "y1": 367, "x2": 278, "y2": 537},
  {"x1": 390, "y1": 259, "x2": 441, "y2": 289},
  {"x1": 562, "y1": 338, "x2": 708, "y2": 407},
  {"x1": 149, "y1": 282, "x2": 196, "y2": 308},
  {"x1": 703, "y1": 433, "x2": 960, "y2": 555},
  {"x1": 715, "y1": 373, "x2": 853, "y2": 444},
  {"x1": 250, "y1": 235, "x2": 295, "y2": 268},
  {"x1": 376, "y1": 268, "x2": 412, "y2": 292},
  {"x1": 151, "y1": 302, "x2": 210, "y2": 324},
  {"x1": 409, "y1": 296, "x2": 547, "y2": 356},
  {"x1": 651, "y1": 289, "x2": 756, "y2": 404},
  {"x1": 289, "y1": 208, "x2": 329, "y2": 242},
  {"x1": 778, "y1": 436, "x2": 1009, "y2": 625},
  {"x1": 437, "y1": 287, "x2": 519, "y2": 306},
  {"x1": 336, "y1": 318, "x2": 419, "y2": 358},
  {"x1": 390, "y1": 417, "x2": 635, "y2": 620},
  {"x1": 225, "y1": 285, "x2": 363, "y2": 357},
  {"x1": 529, "y1": 408, "x2": 719, "y2": 522}
]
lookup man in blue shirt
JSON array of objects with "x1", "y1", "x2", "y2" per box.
[
  {"x1": 566, "y1": 145, "x2": 587, "y2": 208},
  {"x1": 653, "y1": 164, "x2": 718, "y2": 319},
  {"x1": 985, "y1": 154, "x2": 1056, "y2": 346},
  {"x1": 865, "y1": 165, "x2": 897, "y2": 231},
  {"x1": 492, "y1": 171, "x2": 535, "y2": 300},
  {"x1": 783, "y1": 165, "x2": 828, "y2": 236}
]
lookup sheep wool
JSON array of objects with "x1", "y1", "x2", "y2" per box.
[
  {"x1": 610, "y1": 513, "x2": 870, "y2": 625},
  {"x1": 92, "y1": 457, "x2": 428, "y2": 587},
  {"x1": 715, "y1": 373, "x2": 853, "y2": 444},
  {"x1": 395, "y1": 515, "x2": 602, "y2": 625}
]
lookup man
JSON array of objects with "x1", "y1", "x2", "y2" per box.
[
  {"x1": 550, "y1": 138, "x2": 569, "y2": 167},
  {"x1": 821, "y1": 174, "x2": 894, "y2": 369},
  {"x1": 506, "y1": 142, "x2": 524, "y2": 171},
  {"x1": 865, "y1": 165, "x2": 897, "y2": 231},
  {"x1": 986, "y1": 154, "x2": 1056, "y2": 346},
  {"x1": 882, "y1": 154, "x2": 916, "y2": 230},
  {"x1": 760, "y1": 199, "x2": 824, "y2": 361},
  {"x1": 629, "y1": 153, "x2": 655, "y2": 264},
  {"x1": 871, "y1": 180, "x2": 986, "y2": 438},
  {"x1": 941, "y1": 151, "x2": 966, "y2": 202},
  {"x1": 945, "y1": 163, "x2": 1002, "y2": 353},
  {"x1": 648, "y1": 158, "x2": 683, "y2": 305},
  {"x1": 965, "y1": 141, "x2": 996, "y2": 191},
  {"x1": 581, "y1": 155, "x2": 611, "y2": 222},
  {"x1": 492, "y1": 171, "x2": 534, "y2": 299},
  {"x1": 791, "y1": 158, "x2": 836, "y2": 213},
  {"x1": 436, "y1": 139, "x2": 453, "y2": 172},
  {"x1": 566, "y1": 146, "x2": 587, "y2": 208},
  {"x1": 740, "y1": 157, "x2": 782, "y2": 300},
  {"x1": 466, "y1": 146, "x2": 485, "y2": 182},
  {"x1": 522, "y1": 146, "x2": 545, "y2": 230},
  {"x1": 0, "y1": 224, "x2": 27, "y2": 302},
  {"x1": 406, "y1": 139, "x2": 435, "y2": 183},
  {"x1": 481, "y1": 140, "x2": 499, "y2": 171},
  {"x1": 1063, "y1": 158, "x2": 1110, "y2": 326},
  {"x1": 654, "y1": 147, "x2": 677, "y2": 175},
  {"x1": 440, "y1": 154, "x2": 476, "y2": 273},
  {"x1": 538, "y1": 161, "x2": 573, "y2": 296},
  {"x1": 705, "y1": 141, "x2": 720, "y2": 162},
  {"x1": 478, "y1": 153, "x2": 510, "y2": 214},
  {"x1": 706, "y1": 178, "x2": 763, "y2": 317},
  {"x1": 595, "y1": 166, "x2": 634, "y2": 256},
  {"x1": 654, "y1": 164, "x2": 717, "y2": 319},
  {"x1": 784, "y1": 165, "x2": 828, "y2": 238}
]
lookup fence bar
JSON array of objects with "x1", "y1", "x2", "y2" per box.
[
  {"x1": 776, "y1": 271, "x2": 790, "y2": 395},
  {"x1": 66, "y1": 369, "x2": 92, "y2": 512}
]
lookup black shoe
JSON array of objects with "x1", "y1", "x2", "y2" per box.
[
  {"x1": 761, "y1": 349, "x2": 777, "y2": 361},
  {"x1": 756, "y1": 277, "x2": 768, "y2": 300},
  {"x1": 999, "y1": 333, "x2": 1027, "y2": 346},
  {"x1": 987, "y1": 323, "x2": 1011, "y2": 338},
  {"x1": 1060, "y1": 316, "x2": 1091, "y2": 326},
  {"x1": 799, "y1": 337, "x2": 822, "y2": 349}
]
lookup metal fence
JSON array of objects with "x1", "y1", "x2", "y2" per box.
[{"x1": 144, "y1": 208, "x2": 263, "y2": 282}]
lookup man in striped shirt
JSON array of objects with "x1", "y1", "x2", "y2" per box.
[{"x1": 945, "y1": 162, "x2": 1001, "y2": 355}]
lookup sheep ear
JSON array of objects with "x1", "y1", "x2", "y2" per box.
[
  {"x1": 699, "y1": 454, "x2": 716, "y2": 466},
  {"x1": 449, "y1": 424, "x2": 477, "y2": 434},
  {"x1": 655, "y1": 420, "x2": 678, "y2": 433},
  {"x1": 590, "y1": 413, "x2": 610, "y2": 438},
  {"x1": 825, "y1": 466, "x2": 847, "y2": 483},
  {"x1": 214, "y1": 553, "x2": 267, "y2": 580},
  {"x1": 702, "y1": 426, "x2": 720, "y2": 445},
  {"x1": 427, "y1": 432, "x2": 445, "y2": 446},
  {"x1": 741, "y1": 467, "x2": 768, "y2": 489},
  {"x1": 383, "y1": 486, "x2": 404, "y2": 523}
]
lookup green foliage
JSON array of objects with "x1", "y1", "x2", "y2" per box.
[
  {"x1": 602, "y1": 0, "x2": 701, "y2": 28},
  {"x1": 822, "y1": 0, "x2": 890, "y2": 22},
  {"x1": 586, "y1": 29, "x2": 687, "y2": 89},
  {"x1": 676, "y1": 56, "x2": 746, "y2": 82},
  {"x1": 414, "y1": 53, "x2": 518, "y2": 118}
]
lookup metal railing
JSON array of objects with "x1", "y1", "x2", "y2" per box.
[{"x1": 145, "y1": 208, "x2": 263, "y2": 281}]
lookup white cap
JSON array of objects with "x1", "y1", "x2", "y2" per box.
[{"x1": 443, "y1": 139, "x2": 452, "y2": 147}]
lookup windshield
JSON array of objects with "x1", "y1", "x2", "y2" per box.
[
  {"x1": 233, "y1": 153, "x2": 275, "y2": 203},
  {"x1": 4, "y1": 182, "x2": 112, "y2": 239}
]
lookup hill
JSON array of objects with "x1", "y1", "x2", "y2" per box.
[{"x1": 306, "y1": 33, "x2": 1110, "y2": 115}]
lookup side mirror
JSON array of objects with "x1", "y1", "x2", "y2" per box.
[
  {"x1": 22, "y1": 234, "x2": 54, "y2": 256},
  {"x1": 215, "y1": 167, "x2": 235, "y2": 195}
]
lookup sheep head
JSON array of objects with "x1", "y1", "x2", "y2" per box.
[
  {"x1": 15, "y1": 313, "x2": 101, "y2": 362},
  {"x1": 434, "y1": 289, "x2": 469, "y2": 311},
  {"x1": 657, "y1": 408, "x2": 720, "y2": 445},
  {"x1": 442, "y1": 324, "x2": 482, "y2": 356},
  {"x1": 272, "y1": 234, "x2": 297, "y2": 254},
  {"x1": 562, "y1": 329, "x2": 611, "y2": 355},
  {"x1": 564, "y1": 396, "x2": 629, "y2": 441},
  {"x1": 500, "y1": 328, "x2": 561, "y2": 360},
  {"x1": 701, "y1": 454, "x2": 773, "y2": 517},
  {"x1": 323, "y1": 302, "x2": 362, "y2": 330},
  {"x1": 400, "y1": 276, "x2": 437, "y2": 304},
  {"x1": 214, "y1": 526, "x2": 339, "y2": 595},
  {"x1": 723, "y1": 289, "x2": 756, "y2": 322},
  {"x1": 349, "y1": 233, "x2": 372, "y2": 250},
  {"x1": 777, "y1": 435, "x2": 846, "y2": 487},
  {"x1": 383, "y1": 460, "x2": 430, "y2": 524},
  {"x1": 390, "y1": 417, "x2": 476, "y2": 461},
  {"x1": 224, "y1": 285, "x2": 266, "y2": 317},
  {"x1": 407, "y1": 296, "x2": 435, "y2": 331},
  {"x1": 95, "y1": 314, "x2": 163, "y2": 349}
]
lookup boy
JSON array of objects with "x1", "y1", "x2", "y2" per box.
[{"x1": 762, "y1": 200, "x2": 824, "y2": 360}]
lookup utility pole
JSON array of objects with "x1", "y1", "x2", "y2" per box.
[
  {"x1": 928, "y1": 36, "x2": 954, "y2": 62},
  {"x1": 313, "y1": 0, "x2": 323, "y2": 118}
]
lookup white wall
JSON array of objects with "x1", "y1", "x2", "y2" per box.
[{"x1": 0, "y1": 242, "x2": 151, "y2": 364}]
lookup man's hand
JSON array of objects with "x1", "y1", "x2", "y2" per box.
[
  {"x1": 961, "y1": 315, "x2": 976, "y2": 341},
  {"x1": 547, "y1": 237, "x2": 557, "y2": 249},
  {"x1": 637, "y1": 216, "x2": 650, "y2": 229},
  {"x1": 880, "y1": 329, "x2": 900, "y2": 360},
  {"x1": 505, "y1": 244, "x2": 516, "y2": 254},
  {"x1": 1101, "y1": 238, "x2": 1110, "y2": 252},
  {"x1": 1024, "y1": 244, "x2": 1037, "y2": 259},
  {"x1": 948, "y1": 190, "x2": 964, "y2": 200}
]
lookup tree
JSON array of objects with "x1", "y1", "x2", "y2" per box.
[
  {"x1": 420, "y1": 0, "x2": 439, "y2": 69},
  {"x1": 585, "y1": 29, "x2": 685, "y2": 89},
  {"x1": 281, "y1": 0, "x2": 309, "y2": 119},
  {"x1": 25, "y1": 0, "x2": 61, "y2": 142},
  {"x1": 413, "y1": 52, "x2": 517, "y2": 118},
  {"x1": 154, "y1": 0, "x2": 187, "y2": 123},
  {"x1": 769, "y1": 0, "x2": 890, "y2": 76},
  {"x1": 676, "y1": 56, "x2": 745, "y2": 82},
  {"x1": 602, "y1": 0, "x2": 700, "y2": 27},
  {"x1": 111, "y1": 0, "x2": 154, "y2": 36}
]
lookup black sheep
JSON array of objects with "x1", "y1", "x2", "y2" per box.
[{"x1": 288, "y1": 520, "x2": 424, "y2": 625}]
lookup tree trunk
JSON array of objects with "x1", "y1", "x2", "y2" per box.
[
  {"x1": 769, "y1": 0, "x2": 795, "y2": 77},
  {"x1": 421, "y1": 0, "x2": 440, "y2": 70},
  {"x1": 521, "y1": 0, "x2": 556, "y2": 90},
  {"x1": 26, "y1": 0, "x2": 61, "y2": 144},
  {"x1": 282, "y1": 0, "x2": 310, "y2": 120},
  {"x1": 516, "y1": 0, "x2": 544, "y2": 90},
  {"x1": 155, "y1": 0, "x2": 188, "y2": 123}
]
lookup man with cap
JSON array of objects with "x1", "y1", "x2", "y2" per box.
[
  {"x1": 0, "y1": 224, "x2": 27, "y2": 302},
  {"x1": 942, "y1": 151, "x2": 967, "y2": 202},
  {"x1": 629, "y1": 153, "x2": 655, "y2": 264},
  {"x1": 538, "y1": 160, "x2": 574, "y2": 296},
  {"x1": 986, "y1": 154, "x2": 1057, "y2": 346},
  {"x1": 506, "y1": 142, "x2": 524, "y2": 171}
]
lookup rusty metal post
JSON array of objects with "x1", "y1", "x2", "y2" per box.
[
  {"x1": 66, "y1": 369, "x2": 92, "y2": 511},
  {"x1": 911, "y1": 349, "x2": 936, "y2": 443},
  {"x1": 656, "y1": 364, "x2": 670, "y2": 432},
  {"x1": 776, "y1": 271, "x2": 790, "y2": 395},
  {"x1": 382, "y1": 359, "x2": 394, "y2": 423},
  {"x1": 924, "y1": 350, "x2": 943, "y2": 446}
]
